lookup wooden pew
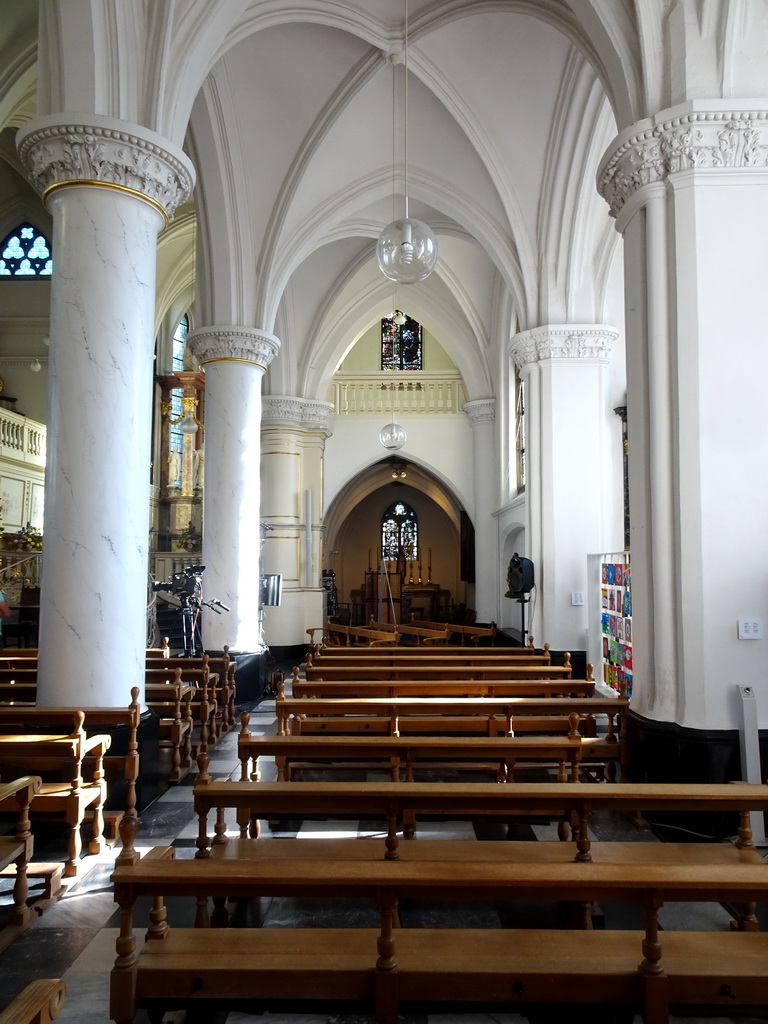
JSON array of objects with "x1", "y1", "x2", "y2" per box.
[
  {"x1": 237, "y1": 714, "x2": 583, "y2": 784},
  {"x1": 0, "y1": 690, "x2": 141, "y2": 850},
  {"x1": 315, "y1": 621, "x2": 403, "y2": 646},
  {"x1": 368, "y1": 618, "x2": 451, "y2": 645},
  {"x1": 302, "y1": 661, "x2": 574, "y2": 681},
  {"x1": 145, "y1": 666, "x2": 218, "y2": 754},
  {"x1": 144, "y1": 676, "x2": 194, "y2": 783},
  {"x1": 189, "y1": 777, "x2": 768, "y2": 864},
  {"x1": 0, "y1": 775, "x2": 41, "y2": 930},
  {"x1": 285, "y1": 676, "x2": 597, "y2": 700},
  {"x1": 109, "y1": 819, "x2": 768, "y2": 1024},
  {"x1": 306, "y1": 650, "x2": 553, "y2": 671},
  {"x1": 0, "y1": 681, "x2": 38, "y2": 704},
  {"x1": 275, "y1": 694, "x2": 628, "y2": 781},
  {"x1": 0, "y1": 713, "x2": 110, "y2": 877},
  {"x1": 147, "y1": 656, "x2": 233, "y2": 739},
  {"x1": 0, "y1": 979, "x2": 66, "y2": 1024},
  {"x1": 411, "y1": 616, "x2": 498, "y2": 645}
]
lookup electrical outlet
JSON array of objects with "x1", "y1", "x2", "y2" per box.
[
  {"x1": 571, "y1": 591, "x2": 585, "y2": 606},
  {"x1": 738, "y1": 619, "x2": 764, "y2": 640}
]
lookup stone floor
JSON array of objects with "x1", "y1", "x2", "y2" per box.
[{"x1": 1, "y1": 686, "x2": 767, "y2": 1024}]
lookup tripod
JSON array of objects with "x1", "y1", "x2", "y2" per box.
[{"x1": 171, "y1": 595, "x2": 203, "y2": 657}]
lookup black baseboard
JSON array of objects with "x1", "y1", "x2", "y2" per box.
[{"x1": 627, "y1": 711, "x2": 758, "y2": 840}]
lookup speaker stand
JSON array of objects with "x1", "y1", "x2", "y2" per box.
[{"x1": 517, "y1": 595, "x2": 529, "y2": 645}]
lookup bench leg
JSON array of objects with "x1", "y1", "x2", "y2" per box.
[
  {"x1": 375, "y1": 891, "x2": 399, "y2": 1024},
  {"x1": 640, "y1": 895, "x2": 669, "y2": 1024}
]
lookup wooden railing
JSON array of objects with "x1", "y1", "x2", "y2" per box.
[{"x1": 333, "y1": 372, "x2": 465, "y2": 415}]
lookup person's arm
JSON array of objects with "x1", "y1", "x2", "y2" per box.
[{"x1": 0, "y1": 598, "x2": 11, "y2": 619}]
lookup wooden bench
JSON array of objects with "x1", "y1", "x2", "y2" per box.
[
  {"x1": 236, "y1": 715, "x2": 583, "y2": 784},
  {"x1": 0, "y1": 979, "x2": 66, "y2": 1024},
  {"x1": 276, "y1": 694, "x2": 627, "y2": 781},
  {"x1": 0, "y1": 775, "x2": 41, "y2": 931},
  {"x1": 367, "y1": 619, "x2": 452, "y2": 645},
  {"x1": 412, "y1": 616, "x2": 498, "y2": 645},
  {"x1": 285, "y1": 676, "x2": 597, "y2": 700},
  {"x1": 303, "y1": 661, "x2": 574, "y2": 681},
  {"x1": 306, "y1": 649, "x2": 554, "y2": 670},
  {"x1": 0, "y1": 690, "x2": 141, "y2": 847},
  {"x1": 189, "y1": 776, "x2": 767, "y2": 863},
  {"x1": 109, "y1": 822, "x2": 768, "y2": 1024},
  {"x1": 147, "y1": 657, "x2": 233, "y2": 740},
  {"x1": 313, "y1": 622, "x2": 404, "y2": 646},
  {"x1": 0, "y1": 714, "x2": 110, "y2": 877},
  {"x1": 145, "y1": 666, "x2": 219, "y2": 753},
  {"x1": 144, "y1": 677, "x2": 194, "y2": 783}
]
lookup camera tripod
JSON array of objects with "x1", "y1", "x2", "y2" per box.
[{"x1": 170, "y1": 594, "x2": 204, "y2": 657}]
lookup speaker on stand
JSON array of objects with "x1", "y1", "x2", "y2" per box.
[{"x1": 505, "y1": 554, "x2": 535, "y2": 644}]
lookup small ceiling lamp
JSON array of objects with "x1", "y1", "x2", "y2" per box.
[
  {"x1": 393, "y1": 309, "x2": 406, "y2": 326},
  {"x1": 379, "y1": 421, "x2": 406, "y2": 451},
  {"x1": 29, "y1": 358, "x2": 42, "y2": 373},
  {"x1": 390, "y1": 458, "x2": 407, "y2": 479},
  {"x1": 376, "y1": 0, "x2": 437, "y2": 285}
]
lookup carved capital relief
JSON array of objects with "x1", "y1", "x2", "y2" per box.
[
  {"x1": 16, "y1": 117, "x2": 195, "y2": 223},
  {"x1": 510, "y1": 326, "x2": 617, "y2": 370},
  {"x1": 598, "y1": 109, "x2": 768, "y2": 218},
  {"x1": 262, "y1": 396, "x2": 334, "y2": 432},
  {"x1": 187, "y1": 328, "x2": 280, "y2": 370},
  {"x1": 464, "y1": 398, "x2": 496, "y2": 426}
]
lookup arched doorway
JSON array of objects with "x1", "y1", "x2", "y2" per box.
[{"x1": 323, "y1": 458, "x2": 467, "y2": 626}]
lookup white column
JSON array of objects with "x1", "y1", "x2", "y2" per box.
[
  {"x1": 598, "y1": 103, "x2": 768, "y2": 730},
  {"x1": 187, "y1": 328, "x2": 280, "y2": 653},
  {"x1": 16, "y1": 116, "x2": 194, "y2": 707},
  {"x1": 463, "y1": 399, "x2": 497, "y2": 623},
  {"x1": 510, "y1": 325, "x2": 617, "y2": 653},
  {"x1": 260, "y1": 397, "x2": 333, "y2": 649}
]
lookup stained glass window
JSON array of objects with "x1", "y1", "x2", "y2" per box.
[
  {"x1": 169, "y1": 315, "x2": 190, "y2": 465},
  {"x1": 0, "y1": 223, "x2": 53, "y2": 277},
  {"x1": 381, "y1": 501, "x2": 418, "y2": 561},
  {"x1": 515, "y1": 366, "x2": 526, "y2": 491},
  {"x1": 381, "y1": 313, "x2": 422, "y2": 371}
]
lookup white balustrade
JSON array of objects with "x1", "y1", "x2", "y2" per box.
[
  {"x1": 333, "y1": 373, "x2": 465, "y2": 416},
  {"x1": 0, "y1": 408, "x2": 46, "y2": 466}
]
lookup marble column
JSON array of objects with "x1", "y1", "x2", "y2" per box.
[
  {"x1": 260, "y1": 397, "x2": 333, "y2": 650},
  {"x1": 463, "y1": 399, "x2": 497, "y2": 623},
  {"x1": 510, "y1": 325, "x2": 617, "y2": 653},
  {"x1": 16, "y1": 116, "x2": 194, "y2": 707},
  {"x1": 186, "y1": 328, "x2": 280, "y2": 653},
  {"x1": 598, "y1": 104, "x2": 768, "y2": 732}
]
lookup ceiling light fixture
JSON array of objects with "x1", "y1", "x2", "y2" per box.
[
  {"x1": 376, "y1": 0, "x2": 437, "y2": 285},
  {"x1": 390, "y1": 458, "x2": 407, "y2": 479},
  {"x1": 29, "y1": 358, "x2": 42, "y2": 373}
]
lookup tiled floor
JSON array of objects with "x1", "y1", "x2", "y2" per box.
[{"x1": 1, "y1": 688, "x2": 766, "y2": 1024}]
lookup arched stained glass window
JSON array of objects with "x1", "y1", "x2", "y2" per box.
[
  {"x1": 169, "y1": 315, "x2": 190, "y2": 477},
  {"x1": 381, "y1": 312, "x2": 422, "y2": 371},
  {"x1": 381, "y1": 501, "x2": 418, "y2": 561},
  {"x1": 0, "y1": 223, "x2": 53, "y2": 277}
]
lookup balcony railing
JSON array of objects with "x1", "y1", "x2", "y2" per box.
[
  {"x1": 333, "y1": 373, "x2": 465, "y2": 415},
  {"x1": 0, "y1": 408, "x2": 46, "y2": 466}
]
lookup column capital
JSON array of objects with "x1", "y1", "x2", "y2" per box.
[
  {"x1": 261, "y1": 396, "x2": 334, "y2": 433},
  {"x1": 598, "y1": 103, "x2": 768, "y2": 219},
  {"x1": 16, "y1": 114, "x2": 195, "y2": 225},
  {"x1": 463, "y1": 398, "x2": 496, "y2": 426},
  {"x1": 510, "y1": 325, "x2": 617, "y2": 369},
  {"x1": 187, "y1": 327, "x2": 280, "y2": 370}
]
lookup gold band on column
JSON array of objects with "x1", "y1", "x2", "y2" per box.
[
  {"x1": 198, "y1": 356, "x2": 270, "y2": 370},
  {"x1": 42, "y1": 179, "x2": 170, "y2": 226}
]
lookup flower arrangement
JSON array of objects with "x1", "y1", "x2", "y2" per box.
[
  {"x1": 176, "y1": 521, "x2": 201, "y2": 552},
  {"x1": 6, "y1": 522, "x2": 43, "y2": 552}
]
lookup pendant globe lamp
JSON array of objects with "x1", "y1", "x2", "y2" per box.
[{"x1": 376, "y1": 0, "x2": 437, "y2": 285}]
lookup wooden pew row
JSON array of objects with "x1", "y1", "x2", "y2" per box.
[
  {"x1": 0, "y1": 713, "x2": 110, "y2": 878},
  {"x1": 110, "y1": 811, "x2": 768, "y2": 1024},
  {"x1": 367, "y1": 619, "x2": 452, "y2": 645},
  {"x1": 275, "y1": 694, "x2": 628, "y2": 781},
  {"x1": 149, "y1": 653, "x2": 237, "y2": 739},
  {"x1": 144, "y1": 667, "x2": 221, "y2": 753},
  {"x1": 144, "y1": 678, "x2": 194, "y2": 783},
  {"x1": 410, "y1": 616, "x2": 498, "y2": 645},
  {"x1": 306, "y1": 649, "x2": 553, "y2": 670},
  {"x1": 284, "y1": 676, "x2": 598, "y2": 700},
  {"x1": 0, "y1": 692, "x2": 141, "y2": 849},
  {"x1": 0, "y1": 775, "x2": 41, "y2": 931},
  {"x1": 309, "y1": 641, "x2": 549, "y2": 659},
  {"x1": 189, "y1": 778, "x2": 766, "y2": 864},
  {"x1": 316, "y1": 621, "x2": 405, "y2": 646},
  {"x1": 309, "y1": 628, "x2": 534, "y2": 653},
  {"x1": 236, "y1": 713, "x2": 583, "y2": 784},
  {"x1": 303, "y1": 661, "x2": 574, "y2": 681},
  {"x1": 0, "y1": 979, "x2": 66, "y2": 1024}
]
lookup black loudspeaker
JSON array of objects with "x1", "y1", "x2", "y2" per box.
[{"x1": 505, "y1": 554, "x2": 534, "y2": 598}]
